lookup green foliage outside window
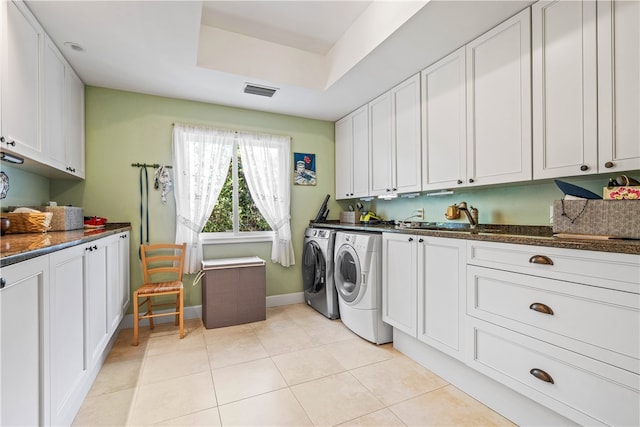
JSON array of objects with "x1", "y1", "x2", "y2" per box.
[{"x1": 202, "y1": 154, "x2": 271, "y2": 233}]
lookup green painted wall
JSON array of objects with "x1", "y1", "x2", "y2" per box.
[{"x1": 50, "y1": 86, "x2": 337, "y2": 310}]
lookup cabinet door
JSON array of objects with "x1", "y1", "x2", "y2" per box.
[
  {"x1": 393, "y1": 74, "x2": 421, "y2": 194},
  {"x1": 382, "y1": 233, "x2": 417, "y2": 336},
  {"x1": 1, "y1": 256, "x2": 49, "y2": 427},
  {"x1": 466, "y1": 8, "x2": 532, "y2": 186},
  {"x1": 533, "y1": 0, "x2": 598, "y2": 179},
  {"x1": 422, "y1": 47, "x2": 467, "y2": 191},
  {"x1": 369, "y1": 92, "x2": 393, "y2": 196},
  {"x1": 119, "y1": 232, "x2": 131, "y2": 314},
  {"x1": 335, "y1": 115, "x2": 353, "y2": 200},
  {"x1": 44, "y1": 35, "x2": 67, "y2": 171},
  {"x1": 85, "y1": 241, "x2": 108, "y2": 370},
  {"x1": 49, "y1": 246, "x2": 87, "y2": 426},
  {"x1": 417, "y1": 237, "x2": 466, "y2": 360},
  {"x1": 1, "y1": 0, "x2": 44, "y2": 160},
  {"x1": 351, "y1": 105, "x2": 369, "y2": 198},
  {"x1": 106, "y1": 235, "x2": 121, "y2": 334},
  {"x1": 598, "y1": 0, "x2": 640, "y2": 173},
  {"x1": 65, "y1": 68, "x2": 85, "y2": 178}
]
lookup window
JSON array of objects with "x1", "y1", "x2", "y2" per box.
[
  {"x1": 201, "y1": 143, "x2": 271, "y2": 237},
  {"x1": 174, "y1": 123, "x2": 294, "y2": 268}
]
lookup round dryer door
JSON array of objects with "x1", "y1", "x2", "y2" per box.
[
  {"x1": 302, "y1": 240, "x2": 326, "y2": 293},
  {"x1": 334, "y1": 244, "x2": 362, "y2": 303}
]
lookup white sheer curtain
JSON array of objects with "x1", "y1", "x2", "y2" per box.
[
  {"x1": 173, "y1": 124, "x2": 234, "y2": 273},
  {"x1": 238, "y1": 131, "x2": 295, "y2": 267}
]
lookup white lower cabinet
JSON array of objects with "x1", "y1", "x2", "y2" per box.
[
  {"x1": 48, "y1": 245, "x2": 86, "y2": 426},
  {"x1": 85, "y1": 240, "x2": 109, "y2": 371},
  {"x1": 466, "y1": 241, "x2": 640, "y2": 425},
  {"x1": 118, "y1": 232, "x2": 131, "y2": 314},
  {"x1": 1, "y1": 231, "x2": 130, "y2": 427},
  {"x1": 0, "y1": 256, "x2": 49, "y2": 427},
  {"x1": 468, "y1": 318, "x2": 639, "y2": 426},
  {"x1": 382, "y1": 233, "x2": 466, "y2": 360},
  {"x1": 417, "y1": 237, "x2": 465, "y2": 358},
  {"x1": 106, "y1": 235, "x2": 121, "y2": 335},
  {"x1": 382, "y1": 233, "x2": 418, "y2": 336},
  {"x1": 384, "y1": 235, "x2": 639, "y2": 426}
]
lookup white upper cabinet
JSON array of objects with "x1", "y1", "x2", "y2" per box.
[
  {"x1": 369, "y1": 91, "x2": 394, "y2": 196},
  {"x1": 1, "y1": 0, "x2": 44, "y2": 161},
  {"x1": 1, "y1": 1, "x2": 84, "y2": 178},
  {"x1": 335, "y1": 105, "x2": 369, "y2": 200},
  {"x1": 466, "y1": 8, "x2": 532, "y2": 187},
  {"x1": 44, "y1": 35, "x2": 67, "y2": 171},
  {"x1": 43, "y1": 34, "x2": 85, "y2": 178},
  {"x1": 532, "y1": 0, "x2": 598, "y2": 179},
  {"x1": 393, "y1": 74, "x2": 422, "y2": 194},
  {"x1": 597, "y1": 0, "x2": 640, "y2": 173},
  {"x1": 369, "y1": 74, "x2": 421, "y2": 197},
  {"x1": 65, "y1": 66, "x2": 85, "y2": 178},
  {"x1": 421, "y1": 47, "x2": 467, "y2": 191}
]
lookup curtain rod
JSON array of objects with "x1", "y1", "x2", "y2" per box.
[
  {"x1": 131, "y1": 163, "x2": 172, "y2": 169},
  {"x1": 172, "y1": 123, "x2": 238, "y2": 134}
]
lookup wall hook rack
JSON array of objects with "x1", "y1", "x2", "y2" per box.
[{"x1": 131, "y1": 163, "x2": 172, "y2": 169}]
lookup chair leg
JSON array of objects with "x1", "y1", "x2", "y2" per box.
[
  {"x1": 147, "y1": 297, "x2": 154, "y2": 329},
  {"x1": 175, "y1": 293, "x2": 180, "y2": 326},
  {"x1": 133, "y1": 290, "x2": 139, "y2": 346},
  {"x1": 179, "y1": 288, "x2": 184, "y2": 339}
]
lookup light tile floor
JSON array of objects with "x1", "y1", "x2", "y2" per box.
[{"x1": 73, "y1": 303, "x2": 515, "y2": 426}]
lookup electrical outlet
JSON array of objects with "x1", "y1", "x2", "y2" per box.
[{"x1": 416, "y1": 208, "x2": 424, "y2": 220}]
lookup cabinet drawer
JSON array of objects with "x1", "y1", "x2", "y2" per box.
[
  {"x1": 467, "y1": 265, "x2": 640, "y2": 373},
  {"x1": 468, "y1": 319, "x2": 640, "y2": 426},
  {"x1": 467, "y1": 241, "x2": 640, "y2": 293}
]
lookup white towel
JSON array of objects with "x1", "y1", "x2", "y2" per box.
[{"x1": 154, "y1": 165, "x2": 172, "y2": 204}]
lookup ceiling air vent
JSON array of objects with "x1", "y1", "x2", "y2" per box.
[{"x1": 243, "y1": 83, "x2": 278, "y2": 98}]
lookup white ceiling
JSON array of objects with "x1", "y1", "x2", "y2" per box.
[{"x1": 25, "y1": 0, "x2": 534, "y2": 122}]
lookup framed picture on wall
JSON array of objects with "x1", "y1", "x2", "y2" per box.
[{"x1": 293, "y1": 153, "x2": 316, "y2": 186}]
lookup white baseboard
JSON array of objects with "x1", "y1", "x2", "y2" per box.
[
  {"x1": 266, "y1": 291, "x2": 305, "y2": 307},
  {"x1": 120, "y1": 292, "x2": 305, "y2": 329}
]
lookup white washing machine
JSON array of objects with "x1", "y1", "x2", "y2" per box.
[
  {"x1": 333, "y1": 231, "x2": 392, "y2": 344},
  {"x1": 302, "y1": 227, "x2": 339, "y2": 319}
]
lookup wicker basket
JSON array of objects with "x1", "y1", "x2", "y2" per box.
[{"x1": 5, "y1": 212, "x2": 53, "y2": 234}]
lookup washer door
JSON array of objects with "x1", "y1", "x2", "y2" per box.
[
  {"x1": 302, "y1": 240, "x2": 326, "y2": 293},
  {"x1": 334, "y1": 244, "x2": 362, "y2": 304}
]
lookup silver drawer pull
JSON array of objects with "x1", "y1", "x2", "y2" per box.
[
  {"x1": 529, "y1": 255, "x2": 553, "y2": 265},
  {"x1": 530, "y1": 368, "x2": 554, "y2": 384},
  {"x1": 529, "y1": 302, "x2": 554, "y2": 315}
]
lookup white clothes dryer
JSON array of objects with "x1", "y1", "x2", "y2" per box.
[{"x1": 333, "y1": 231, "x2": 392, "y2": 344}]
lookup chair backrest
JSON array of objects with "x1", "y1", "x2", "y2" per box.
[{"x1": 140, "y1": 243, "x2": 186, "y2": 284}]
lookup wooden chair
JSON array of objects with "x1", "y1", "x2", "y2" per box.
[{"x1": 133, "y1": 243, "x2": 186, "y2": 346}]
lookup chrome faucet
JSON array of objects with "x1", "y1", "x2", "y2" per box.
[{"x1": 458, "y1": 201, "x2": 478, "y2": 230}]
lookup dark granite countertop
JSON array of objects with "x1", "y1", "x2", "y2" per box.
[
  {"x1": 0, "y1": 223, "x2": 132, "y2": 267},
  {"x1": 311, "y1": 221, "x2": 640, "y2": 255}
]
